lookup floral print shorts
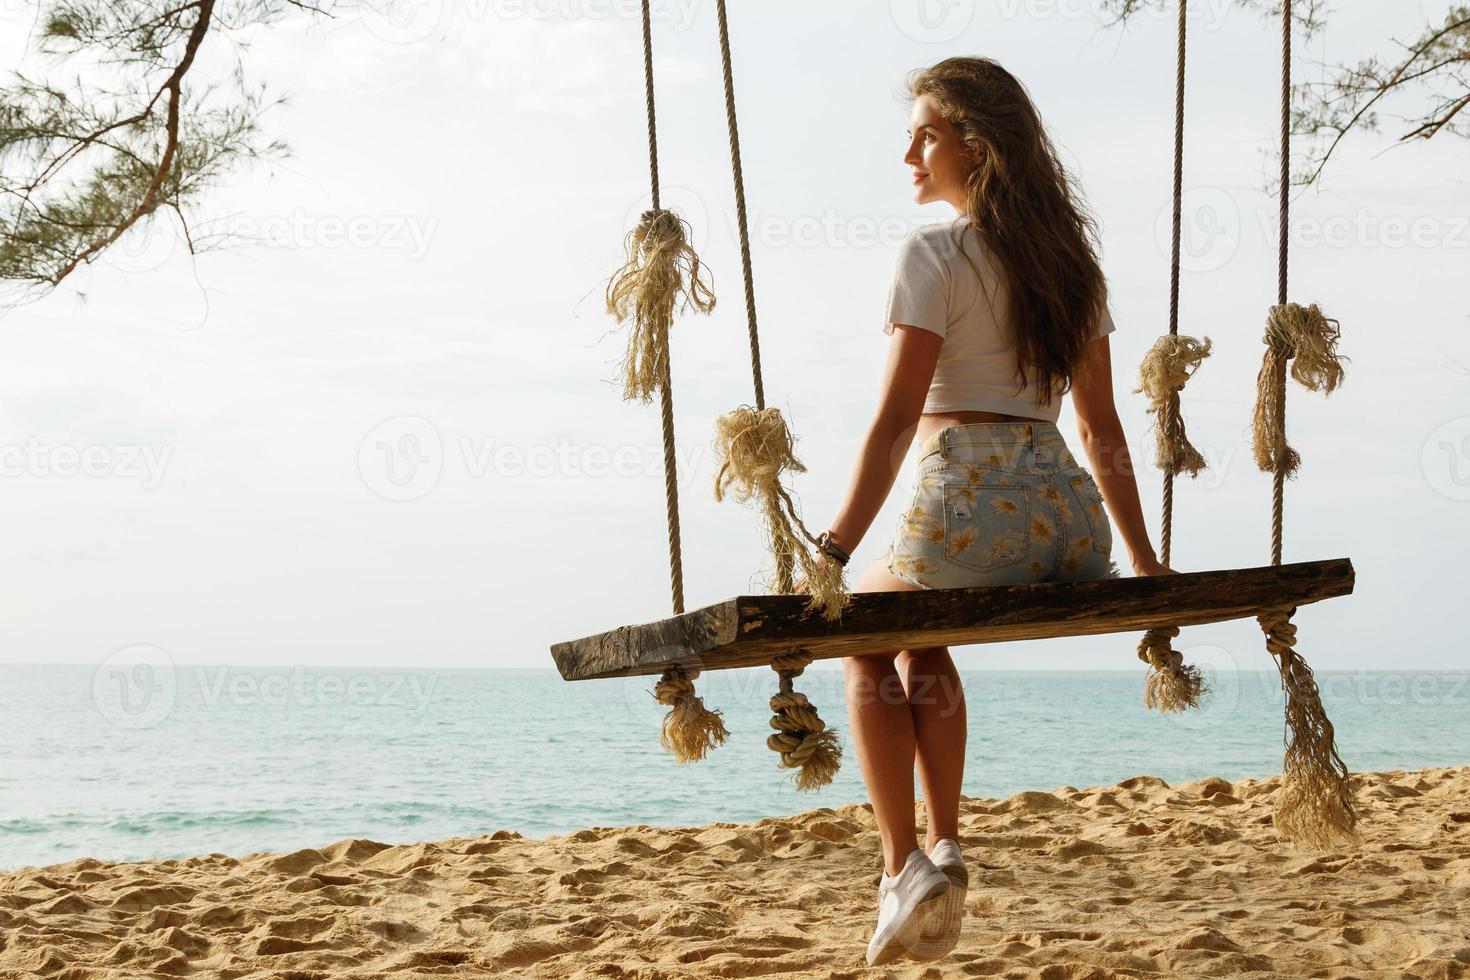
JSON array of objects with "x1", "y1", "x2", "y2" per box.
[{"x1": 883, "y1": 421, "x2": 1121, "y2": 589}]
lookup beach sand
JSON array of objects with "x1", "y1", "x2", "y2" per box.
[{"x1": 2, "y1": 765, "x2": 1467, "y2": 978}]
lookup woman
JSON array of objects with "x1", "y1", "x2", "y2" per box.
[{"x1": 804, "y1": 58, "x2": 1177, "y2": 966}]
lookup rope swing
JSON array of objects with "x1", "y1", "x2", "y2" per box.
[
  {"x1": 1250, "y1": 0, "x2": 1357, "y2": 850},
  {"x1": 595, "y1": 0, "x2": 1358, "y2": 821},
  {"x1": 1131, "y1": 0, "x2": 1210, "y2": 715}
]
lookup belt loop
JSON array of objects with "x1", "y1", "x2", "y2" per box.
[{"x1": 939, "y1": 426, "x2": 951, "y2": 460}]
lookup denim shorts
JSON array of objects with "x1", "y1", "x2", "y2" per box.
[{"x1": 883, "y1": 421, "x2": 1120, "y2": 589}]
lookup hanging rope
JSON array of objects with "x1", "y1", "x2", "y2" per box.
[
  {"x1": 606, "y1": 0, "x2": 727, "y2": 762},
  {"x1": 1132, "y1": 0, "x2": 1209, "y2": 714},
  {"x1": 766, "y1": 649, "x2": 842, "y2": 791},
  {"x1": 706, "y1": 0, "x2": 847, "y2": 790},
  {"x1": 1251, "y1": 0, "x2": 1357, "y2": 850},
  {"x1": 708, "y1": 0, "x2": 851, "y2": 625},
  {"x1": 1258, "y1": 607, "x2": 1357, "y2": 849}
]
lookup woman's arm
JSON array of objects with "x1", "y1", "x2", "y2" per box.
[
  {"x1": 1069, "y1": 335, "x2": 1165, "y2": 573},
  {"x1": 824, "y1": 324, "x2": 943, "y2": 556}
]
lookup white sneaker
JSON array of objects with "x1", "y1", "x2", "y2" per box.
[
  {"x1": 865, "y1": 847, "x2": 951, "y2": 967},
  {"x1": 908, "y1": 837, "x2": 968, "y2": 961}
]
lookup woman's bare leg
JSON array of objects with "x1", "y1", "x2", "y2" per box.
[
  {"x1": 843, "y1": 552, "x2": 929, "y2": 877},
  {"x1": 897, "y1": 646, "x2": 967, "y2": 851},
  {"x1": 843, "y1": 652, "x2": 916, "y2": 876}
]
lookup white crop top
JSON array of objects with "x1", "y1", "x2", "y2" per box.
[{"x1": 882, "y1": 216, "x2": 1116, "y2": 422}]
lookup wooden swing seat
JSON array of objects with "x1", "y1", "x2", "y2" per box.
[{"x1": 551, "y1": 558, "x2": 1353, "y2": 681}]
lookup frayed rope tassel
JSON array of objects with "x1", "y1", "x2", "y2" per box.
[
  {"x1": 1258, "y1": 606, "x2": 1360, "y2": 851},
  {"x1": 1252, "y1": 303, "x2": 1349, "y2": 477},
  {"x1": 767, "y1": 650, "x2": 841, "y2": 791},
  {"x1": 652, "y1": 666, "x2": 729, "y2": 763},
  {"x1": 1136, "y1": 625, "x2": 1209, "y2": 714},
  {"x1": 605, "y1": 208, "x2": 716, "y2": 404},
  {"x1": 1135, "y1": 334, "x2": 1213, "y2": 478},
  {"x1": 712, "y1": 404, "x2": 852, "y2": 622}
]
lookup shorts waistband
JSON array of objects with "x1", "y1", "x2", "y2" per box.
[{"x1": 918, "y1": 421, "x2": 1073, "y2": 470}]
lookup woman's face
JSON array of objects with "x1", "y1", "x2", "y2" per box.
[{"x1": 904, "y1": 94, "x2": 976, "y2": 211}]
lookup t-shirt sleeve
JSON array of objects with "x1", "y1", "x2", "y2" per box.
[
  {"x1": 1093, "y1": 295, "x2": 1117, "y2": 341},
  {"x1": 883, "y1": 230, "x2": 949, "y2": 337}
]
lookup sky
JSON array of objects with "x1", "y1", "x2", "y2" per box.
[{"x1": 0, "y1": 0, "x2": 1465, "y2": 674}]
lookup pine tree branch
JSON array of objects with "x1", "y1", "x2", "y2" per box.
[{"x1": 48, "y1": 0, "x2": 214, "y2": 283}]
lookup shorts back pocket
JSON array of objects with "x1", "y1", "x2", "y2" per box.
[
  {"x1": 942, "y1": 483, "x2": 1031, "y2": 571},
  {"x1": 1064, "y1": 471, "x2": 1112, "y2": 556}
]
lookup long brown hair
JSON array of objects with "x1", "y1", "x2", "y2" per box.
[{"x1": 906, "y1": 57, "x2": 1108, "y2": 407}]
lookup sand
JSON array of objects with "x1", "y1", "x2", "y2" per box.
[{"x1": 2, "y1": 765, "x2": 1467, "y2": 979}]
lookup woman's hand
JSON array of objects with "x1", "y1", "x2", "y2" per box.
[
  {"x1": 1132, "y1": 554, "x2": 1179, "y2": 576},
  {"x1": 791, "y1": 553, "x2": 841, "y2": 594}
]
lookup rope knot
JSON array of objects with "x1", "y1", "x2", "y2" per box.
[
  {"x1": 1136, "y1": 625, "x2": 1207, "y2": 714},
  {"x1": 1136, "y1": 624, "x2": 1181, "y2": 667},
  {"x1": 651, "y1": 665, "x2": 729, "y2": 764},
  {"x1": 1265, "y1": 303, "x2": 1348, "y2": 394},
  {"x1": 770, "y1": 650, "x2": 813, "y2": 675},
  {"x1": 653, "y1": 669, "x2": 695, "y2": 704},
  {"x1": 605, "y1": 207, "x2": 715, "y2": 404},
  {"x1": 1136, "y1": 334, "x2": 1213, "y2": 397},
  {"x1": 765, "y1": 649, "x2": 841, "y2": 790},
  {"x1": 713, "y1": 405, "x2": 802, "y2": 503},
  {"x1": 1252, "y1": 302, "x2": 1349, "y2": 481},
  {"x1": 1133, "y1": 334, "x2": 1212, "y2": 479},
  {"x1": 712, "y1": 405, "x2": 852, "y2": 622}
]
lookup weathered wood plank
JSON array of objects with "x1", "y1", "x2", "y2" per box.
[{"x1": 550, "y1": 558, "x2": 1354, "y2": 681}]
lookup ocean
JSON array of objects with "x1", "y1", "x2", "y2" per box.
[{"x1": 3, "y1": 663, "x2": 1466, "y2": 871}]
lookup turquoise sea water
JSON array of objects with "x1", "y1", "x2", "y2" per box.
[{"x1": 2, "y1": 664, "x2": 1467, "y2": 871}]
